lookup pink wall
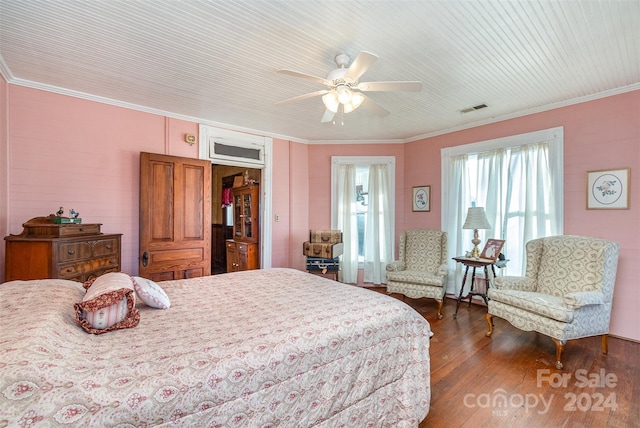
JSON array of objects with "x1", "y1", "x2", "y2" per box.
[
  {"x1": 3, "y1": 85, "x2": 200, "y2": 278},
  {"x1": 1, "y1": 85, "x2": 298, "y2": 282},
  {"x1": 305, "y1": 144, "x2": 407, "y2": 286},
  {"x1": 260, "y1": 138, "x2": 310, "y2": 271},
  {"x1": 288, "y1": 141, "x2": 310, "y2": 271},
  {"x1": 304, "y1": 91, "x2": 639, "y2": 341},
  {"x1": 2, "y1": 82, "x2": 638, "y2": 341},
  {"x1": 402, "y1": 91, "x2": 639, "y2": 341},
  {"x1": 269, "y1": 138, "x2": 291, "y2": 268},
  {"x1": 307, "y1": 143, "x2": 407, "y2": 237}
]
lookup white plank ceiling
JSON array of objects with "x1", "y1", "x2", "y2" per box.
[{"x1": 1, "y1": 0, "x2": 638, "y2": 143}]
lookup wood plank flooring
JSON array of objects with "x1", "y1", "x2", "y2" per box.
[{"x1": 370, "y1": 289, "x2": 640, "y2": 428}]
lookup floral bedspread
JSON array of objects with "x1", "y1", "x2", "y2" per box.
[{"x1": 0, "y1": 268, "x2": 430, "y2": 427}]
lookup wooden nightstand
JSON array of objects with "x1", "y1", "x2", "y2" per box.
[{"x1": 452, "y1": 256, "x2": 496, "y2": 318}]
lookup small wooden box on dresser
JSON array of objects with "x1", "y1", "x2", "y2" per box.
[
  {"x1": 4, "y1": 216, "x2": 122, "y2": 282},
  {"x1": 226, "y1": 183, "x2": 259, "y2": 272}
]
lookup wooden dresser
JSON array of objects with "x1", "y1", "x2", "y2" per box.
[{"x1": 4, "y1": 216, "x2": 122, "y2": 282}]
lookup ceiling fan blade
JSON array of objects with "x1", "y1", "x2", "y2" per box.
[
  {"x1": 277, "y1": 69, "x2": 329, "y2": 85},
  {"x1": 275, "y1": 89, "x2": 328, "y2": 106},
  {"x1": 320, "y1": 109, "x2": 335, "y2": 123},
  {"x1": 361, "y1": 94, "x2": 390, "y2": 117},
  {"x1": 357, "y1": 81, "x2": 423, "y2": 92},
  {"x1": 344, "y1": 51, "x2": 378, "y2": 81}
]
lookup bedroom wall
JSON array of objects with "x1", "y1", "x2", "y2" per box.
[
  {"x1": 306, "y1": 144, "x2": 407, "y2": 285},
  {"x1": 307, "y1": 90, "x2": 638, "y2": 341},
  {"x1": 411, "y1": 90, "x2": 640, "y2": 342},
  {"x1": 0, "y1": 84, "x2": 299, "y2": 282},
  {"x1": 2, "y1": 82, "x2": 637, "y2": 342},
  {"x1": 286, "y1": 141, "x2": 310, "y2": 271},
  {"x1": 1, "y1": 85, "x2": 201, "y2": 279},
  {"x1": 270, "y1": 138, "x2": 311, "y2": 270},
  {"x1": 307, "y1": 143, "x2": 407, "y2": 237}
]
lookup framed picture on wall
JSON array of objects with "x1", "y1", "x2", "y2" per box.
[
  {"x1": 412, "y1": 186, "x2": 430, "y2": 212},
  {"x1": 587, "y1": 168, "x2": 630, "y2": 209}
]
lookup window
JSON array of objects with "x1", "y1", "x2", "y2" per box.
[
  {"x1": 441, "y1": 127, "x2": 563, "y2": 293},
  {"x1": 331, "y1": 156, "x2": 395, "y2": 285},
  {"x1": 355, "y1": 165, "x2": 369, "y2": 260}
]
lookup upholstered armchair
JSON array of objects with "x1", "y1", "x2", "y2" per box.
[
  {"x1": 386, "y1": 229, "x2": 448, "y2": 319},
  {"x1": 486, "y1": 235, "x2": 620, "y2": 369}
]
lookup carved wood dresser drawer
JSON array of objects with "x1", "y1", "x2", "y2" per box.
[
  {"x1": 55, "y1": 237, "x2": 121, "y2": 281},
  {"x1": 4, "y1": 216, "x2": 122, "y2": 283}
]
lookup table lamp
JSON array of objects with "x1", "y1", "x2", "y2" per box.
[{"x1": 462, "y1": 206, "x2": 492, "y2": 258}]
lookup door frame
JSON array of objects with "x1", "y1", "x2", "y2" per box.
[{"x1": 199, "y1": 126, "x2": 272, "y2": 269}]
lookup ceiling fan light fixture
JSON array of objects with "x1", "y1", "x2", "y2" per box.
[
  {"x1": 336, "y1": 86, "x2": 352, "y2": 104},
  {"x1": 277, "y1": 50, "x2": 421, "y2": 122},
  {"x1": 322, "y1": 91, "x2": 340, "y2": 113},
  {"x1": 343, "y1": 93, "x2": 364, "y2": 113},
  {"x1": 351, "y1": 92, "x2": 364, "y2": 108}
]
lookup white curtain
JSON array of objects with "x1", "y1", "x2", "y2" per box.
[
  {"x1": 335, "y1": 164, "x2": 359, "y2": 284},
  {"x1": 445, "y1": 142, "x2": 560, "y2": 293},
  {"x1": 446, "y1": 155, "x2": 471, "y2": 294},
  {"x1": 502, "y1": 143, "x2": 559, "y2": 273},
  {"x1": 363, "y1": 164, "x2": 392, "y2": 284}
]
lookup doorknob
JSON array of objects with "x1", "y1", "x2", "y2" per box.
[{"x1": 142, "y1": 251, "x2": 149, "y2": 267}]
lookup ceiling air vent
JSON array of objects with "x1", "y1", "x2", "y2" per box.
[{"x1": 459, "y1": 103, "x2": 488, "y2": 113}]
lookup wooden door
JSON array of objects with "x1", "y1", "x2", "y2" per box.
[{"x1": 139, "y1": 152, "x2": 211, "y2": 281}]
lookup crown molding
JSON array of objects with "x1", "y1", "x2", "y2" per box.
[
  {"x1": 5, "y1": 77, "x2": 310, "y2": 144},
  {"x1": 5, "y1": 74, "x2": 638, "y2": 146},
  {"x1": 405, "y1": 83, "x2": 640, "y2": 143},
  {"x1": 0, "y1": 56, "x2": 13, "y2": 82}
]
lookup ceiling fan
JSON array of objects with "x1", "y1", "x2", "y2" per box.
[{"x1": 275, "y1": 51, "x2": 422, "y2": 123}]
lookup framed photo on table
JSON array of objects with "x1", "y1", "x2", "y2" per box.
[
  {"x1": 587, "y1": 168, "x2": 630, "y2": 209},
  {"x1": 481, "y1": 239, "x2": 505, "y2": 262},
  {"x1": 412, "y1": 185, "x2": 430, "y2": 212}
]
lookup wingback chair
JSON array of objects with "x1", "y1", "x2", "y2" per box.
[
  {"x1": 386, "y1": 229, "x2": 448, "y2": 319},
  {"x1": 486, "y1": 235, "x2": 620, "y2": 369}
]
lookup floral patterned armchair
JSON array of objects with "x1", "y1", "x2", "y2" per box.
[
  {"x1": 386, "y1": 229, "x2": 448, "y2": 319},
  {"x1": 486, "y1": 235, "x2": 620, "y2": 369}
]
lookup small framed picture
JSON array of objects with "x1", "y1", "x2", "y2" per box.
[
  {"x1": 481, "y1": 239, "x2": 505, "y2": 262},
  {"x1": 412, "y1": 185, "x2": 430, "y2": 212},
  {"x1": 587, "y1": 168, "x2": 630, "y2": 209}
]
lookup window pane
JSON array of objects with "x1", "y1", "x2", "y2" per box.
[
  {"x1": 356, "y1": 165, "x2": 369, "y2": 260},
  {"x1": 214, "y1": 142, "x2": 261, "y2": 160}
]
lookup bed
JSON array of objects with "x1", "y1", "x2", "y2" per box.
[{"x1": 0, "y1": 268, "x2": 431, "y2": 427}]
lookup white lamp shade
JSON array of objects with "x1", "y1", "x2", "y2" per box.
[
  {"x1": 322, "y1": 88, "x2": 364, "y2": 114},
  {"x1": 322, "y1": 91, "x2": 339, "y2": 113},
  {"x1": 349, "y1": 92, "x2": 364, "y2": 110},
  {"x1": 343, "y1": 96, "x2": 364, "y2": 113},
  {"x1": 336, "y1": 86, "x2": 352, "y2": 104},
  {"x1": 462, "y1": 207, "x2": 492, "y2": 230}
]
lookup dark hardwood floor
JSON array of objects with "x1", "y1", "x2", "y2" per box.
[{"x1": 370, "y1": 289, "x2": 640, "y2": 428}]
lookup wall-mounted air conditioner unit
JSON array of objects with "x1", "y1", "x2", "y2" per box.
[{"x1": 199, "y1": 126, "x2": 266, "y2": 167}]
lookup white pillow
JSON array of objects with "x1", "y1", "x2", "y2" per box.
[{"x1": 132, "y1": 276, "x2": 171, "y2": 309}]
